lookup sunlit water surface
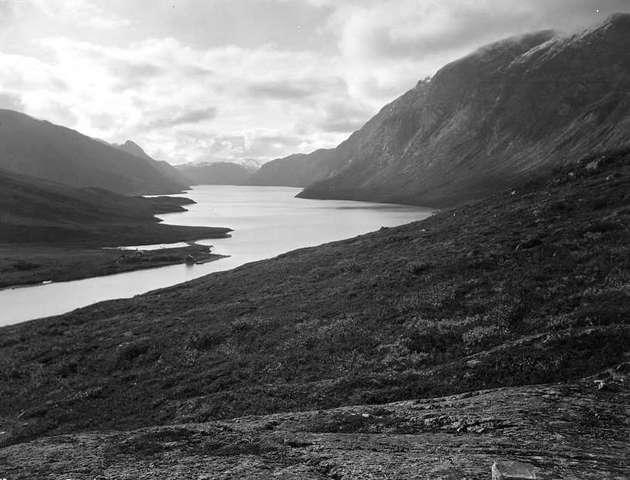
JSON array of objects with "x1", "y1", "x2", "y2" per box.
[{"x1": 1, "y1": 185, "x2": 432, "y2": 326}]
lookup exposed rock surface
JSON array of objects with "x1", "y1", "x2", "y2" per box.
[
  {"x1": 296, "y1": 14, "x2": 630, "y2": 207},
  {"x1": 1, "y1": 368, "x2": 627, "y2": 479}
]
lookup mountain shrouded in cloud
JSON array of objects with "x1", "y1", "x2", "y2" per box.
[
  {"x1": 296, "y1": 14, "x2": 630, "y2": 206},
  {"x1": 1, "y1": 0, "x2": 628, "y2": 164}
]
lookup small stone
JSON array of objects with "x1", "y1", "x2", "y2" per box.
[
  {"x1": 585, "y1": 160, "x2": 600, "y2": 171},
  {"x1": 492, "y1": 460, "x2": 537, "y2": 479}
]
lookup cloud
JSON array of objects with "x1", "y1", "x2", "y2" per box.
[
  {"x1": 0, "y1": 92, "x2": 24, "y2": 110},
  {"x1": 317, "y1": 101, "x2": 374, "y2": 133},
  {"x1": 246, "y1": 77, "x2": 347, "y2": 100},
  {"x1": 144, "y1": 107, "x2": 218, "y2": 130},
  {"x1": 2, "y1": 0, "x2": 628, "y2": 165},
  {"x1": 327, "y1": 0, "x2": 630, "y2": 103},
  {"x1": 28, "y1": 0, "x2": 131, "y2": 29},
  {"x1": 247, "y1": 81, "x2": 318, "y2": 100},
  {"x1": 0, "y1": 33, "x2": 358, "y2": 163}
]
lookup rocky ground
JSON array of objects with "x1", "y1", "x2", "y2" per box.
[{"x1": 1, "y1": 366, "x2": 627, "y2": 479}]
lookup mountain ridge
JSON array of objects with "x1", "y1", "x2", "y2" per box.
[
  {"x1": 0, "y1": 110, "x2": 188, "y2": 195},
  {"x1": 290, "y1": 15, "x2": 629, "y2": 206},
  {"x1": 0, "y1": 167, "x2": 230, "y2": 245},
  {"x1": 113, "y1": 139, "x2": 191, "y2": 187},
  {"x1": 176, "y1": 161, "x2": 254, "y2": 185}
]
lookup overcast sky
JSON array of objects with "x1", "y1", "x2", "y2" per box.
[{"x1": 0, "y1": 0, "x2": 628, "y2": 164}]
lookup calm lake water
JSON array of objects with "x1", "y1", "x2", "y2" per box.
[{"x1": 0, "y1": 186, "x2": 432, "y2": 326}]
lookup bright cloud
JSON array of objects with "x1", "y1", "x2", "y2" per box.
[{"x1": 0, "y1": 0, "x2": 627, "y2": 164}]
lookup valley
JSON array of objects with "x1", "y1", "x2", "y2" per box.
[
  {"x1": 0, "y1": 185, "x2": 429, "y2": 324},
  {"x1": 1, "y1": 150, "x2": 627, "y2": 478},
  {"x1": 0, "y1": 169, "x2": 231, "y2": 289},
  {"x1": 0, "y1": 11, "x2": 628, "y2": 479}
]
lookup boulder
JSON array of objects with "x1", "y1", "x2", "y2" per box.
[{"x1": 492, "y1": 461, "x2": 537, "y2": 479}]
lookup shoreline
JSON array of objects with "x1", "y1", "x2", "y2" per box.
[{"x1": 0, "y1": 244, "x2": 228, "y2": 290}]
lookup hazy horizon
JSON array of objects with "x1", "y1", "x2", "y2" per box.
[{"x1": 1, "y1": 0, "x2": 628, "y2": 165}]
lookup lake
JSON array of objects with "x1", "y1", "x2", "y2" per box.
[{"x1": 0, "y1": 185, "x2": 432, "y2": 326}]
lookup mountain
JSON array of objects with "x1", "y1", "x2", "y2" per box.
[
  {"x1": 248, "y1": 149, "x2": 341, "y2": 187},
  {"x1": 177, "y1": 161, "x2": 254, "y2": 185},
  {"x1": 114, "y1": 139, "x2": 154, "y2": 161},
  {"x1": 296, "y1": 14, "x2": 630, "y2": 206},
  {"x1": 0, "y1": 168, "x2": 229, "y2": 245},
  {"x1": 0, "y1": 110, "x2": 188, "y2": 194},
  {"x1": 1, "y1": 147, "x2": 627, "y2": 448},
  {"x1": 113, "y1": 140, "x2": 190, "y2": 186}
]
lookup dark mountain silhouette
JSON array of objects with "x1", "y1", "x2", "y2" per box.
[
  {"x1": 114, "y1": 139, "x2": 153, "y2": 161},
  {"x1": 248, "y1": 149, "x2": 341, "y2": 187},
  {"x1": 0, "y1": 110, "x2": 188, "y2": 194},
  {"x1": 0, "y1": 168, "x2": 229, "y2": 244},
  {"x1": 177, "y1": 161, "x2": 254, "y2": 185},
  {"x1": 294, "y1": 14, "x2": 630, "y2": 206},
  {"x1": 113, "y1": 140, "x2": 190, "y2": 186}
]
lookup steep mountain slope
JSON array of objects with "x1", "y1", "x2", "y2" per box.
[
  {"x1": 177, "y1": 161, "x2": 253, "y2": 185},
  {"x1": 249, "y1": 149, "x2": 341, "y2": 187},
  {"x1": 113, "y1": 139, "x2": 153, "y2": 161},
  {"x1": 0, "y1": 148, "x2": 627, "y2": 445},
  {"x1": 0, "y1": 110, "x2": 187, "y2": 194},
  {"x1": 297, "y1": 14, "x2": 630, "y2": 206},
  {"x1": 113, "y1": 140, "x2": 190, "y2": 186}
]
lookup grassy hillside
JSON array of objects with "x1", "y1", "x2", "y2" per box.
[
  {"x1": 0, "y1": 148, "x2": 627, "y2": 446},
  {"x1": 0, "y1": 169, "x2": 230, "y2": 245},
  {"x1": 0, "y1": 170, "x2": 231, "y2": 286}
]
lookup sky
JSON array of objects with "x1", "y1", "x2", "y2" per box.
[{"x1": 0, "y1": 0, "x2": 628, "y2": 165}]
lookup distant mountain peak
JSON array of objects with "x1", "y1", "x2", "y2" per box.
[
  {"x1": 116, "y1": 139, "x2": 153, "y2": 160},
  {"x1": 176, "y1": 161, "x2": 253, "y2": 185},
  {"x1": 600, "y1": 11, "x2": 630, "y2": 29},
  {"x1": 0, "y1": 110, "x2": 187, "y2": 194}
]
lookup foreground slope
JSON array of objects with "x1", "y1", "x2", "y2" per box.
[
  {"x1": 297, "y1": 14, "x2": 630, "y2": 206},
  {"x1": 0, "y1": 110, "x2": 187, "y2": 194},
  {"x1": 0, "y1": 148, "x2": 627, "y2": 445},
  {"x1": 2, "y1": 368, "x2": 627, "y2": 479}
]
